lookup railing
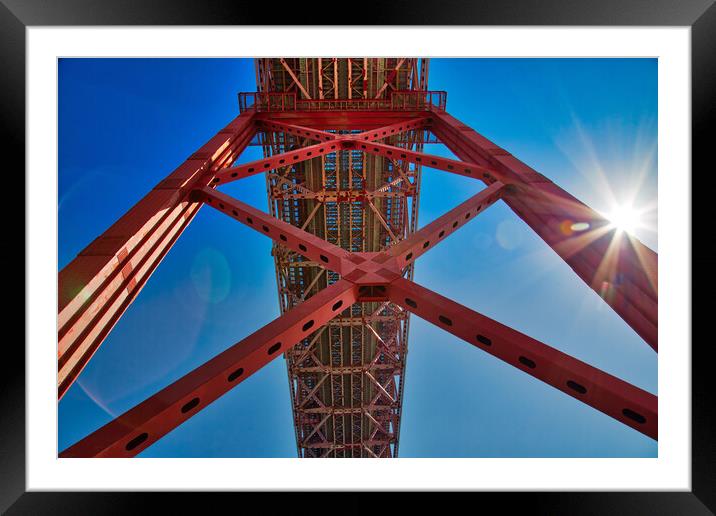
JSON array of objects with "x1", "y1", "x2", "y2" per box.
[
  {"x1": 239, "y1": 90, "x2": 447, "y2": 113},
  {"x1": 391, "y1": 90, "x2": 447, "y2": 111},
  {"x1": 239, "y1": 92, "x2": 296, "y2": 112}
]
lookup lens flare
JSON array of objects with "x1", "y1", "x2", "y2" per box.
[{"x1": 604, "y1": 203, "x2": 644, "y2": 235}]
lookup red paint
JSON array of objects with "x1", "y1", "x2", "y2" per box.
[{"x1": 59, "y1": 59, "x2": 657, "y2": 457}]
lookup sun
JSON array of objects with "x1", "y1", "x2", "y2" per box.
[{"x1": 604, "y1": 203, "x2": 643, "y2": 234}]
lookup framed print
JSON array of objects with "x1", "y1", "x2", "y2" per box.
[{"x1": 5, "y1": 0, "x2": 714, "y2": 513}]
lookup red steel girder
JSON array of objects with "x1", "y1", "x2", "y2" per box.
[
  {"x1": 59, "y1": 134, "x2": 658, "y2": 454},
  {"x1": 388, "y1": 181, "x2": 506, "y2": 269},
  {"x1": 505, "y1": 191, "x2": 658, "y2": 347},
  {"x1": 254, "y1": 110, "x2": 431, "y2": 130},
  {"x1": 256, "y1": 119, "x2": 337, "y2": 142},
  {"x1": 60, "y1": 279, "x2": 358, "y2": 457},
  {"x1": 59, "y1": 93, "x2": 659, "y2": 457},
  {"x1": 197, "y1": 186, "x2": 351, "y2": 274},
  {"x1": 57, "y1": 110, "x2": 257, "y2": 399},
  {"x1": 214, "y1": 139, "x2": 342, "y2": 185},
  {"x1": 198, "y1": 187, "x2": 404, "y2": 291},
  {"x1": 429, "y1": 110, "x2": 657, "y2": 288},
  {"x1": 430, "y1": 110, "x2": 658, "y2": 351},
  {"x1": 350, "y1": 139, "x2": 500, "y2": 181},
  {"x1": 214, "y1": 121, "x2": 480, "y2": 187},
  {"x1": 348, "y1": 117, "x2": 432, "y2": 143},
  {"x1": 237, "y1": 121, "x2": 658, "y2": 440},
  {"x1": 206, "y1": 161, "x2": 658, "y2": 441},
  {"x1": 387, "y1": 278, "x2": 657, "y2": 440},
  {"x1": 507, "y1": 184, "x2": 658, "y2": 305},
  {"x1": 278, "y1": 58, "x2": 312, "y2": 99},
  {"x1": 374, "y1": 58, "x2": 406, "y2": 99}
]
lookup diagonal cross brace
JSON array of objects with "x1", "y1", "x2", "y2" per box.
[
  {"x1": 213, "y1": 140, "x2": 342, "y2": 185},
  {"x1": 213, "y1": 119, "x2": 499, "y2": 186},
  {"x1": 257, "y1": 118, "x2": 432, "y2": 145},
  {"x1": 279, "y1": 58, "x2": 312, "y2": 100},
  {"x1": 347, "y1": 117, "x2": 432, "y2": 143},
  {"x1": 257, "y1": 119, "x2": 337, "y2": 142},
  {"x1": 60, "y1": 106, "x2": 660, "y2": 457},
  {"x1": 197, "y1": 174, "x2": 658, "y2": 442},
  {"x1": 60, "y1": 279, "x2": 358, "y2": 458},
  {"x1": 388, "y1": 277, "x2": 657, "y2": 440},
  {"x1": 197, "y1": 186, "x2": 351, "y2": 275},
  {"x1": 61, "y1": 140, "x2": 658, "y2": 456},
  {"x1": 388, "y1": 181, "x2": 506, "y2": 269}
]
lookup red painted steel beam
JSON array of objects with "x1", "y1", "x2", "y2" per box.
[
  {"x1": 215, "y1": 123, "x2": 492, "y2": 188},
  {"x1": 350, "y1": 117, "x2": 432, "y2": 143},
  {"x1": 482, "y1": 185, "x2": 656, "y2": 331},
  {"x1": 430, "y1": 111, "x2": 658, "y2": 351},
  {"x1": 57, "y1": 111, "x2": 257, "y2": 399},
  {"x1": 430, "y1": 111, "x2": 658, "y2": 292},
  {"x1": 505, "y1": 191, "x2": 658, "y2": 348},
  {"x1": 213, "y1": 139, "x2": 343, "y2": 185},
  {"x1": 388, "y1": 278, "x2": 657, "y2": 440},
  {"x1": 374, "y1": 58, "x2": 406, "y2": 99},
  {"x1": 509, "y1": 183, "x2": 657, "y2": 303},
  {"x1": 348, "y1": 139, "x2": 501, "y2": 181},
  {"x1": 388, "y1": 181, "x2": 505, "y2": 268},
  {"x1": 197, "y1": 187, "x2": 352, "y2": 275},
  {"x1": 509, "y1": 186, "x2": 658, "y2": 317},
  {"x1": 279, "y1": 58, "x2": 312, "y2": 99},
  {"x1": 254, "y1": 111, "x2": 431, "y2": 130},
  {"x1": 60, "y1": 279, "x2": 359, "y2": 458},
  {"x1": 515, "y1": 195, "x2": 659, "y2": 351},
  {"x1": 433, "y1": 111, "x2": 659, "y2": 295},
  {"x1": 257, "y1": 119, "x2": 337, "y2": 142}
]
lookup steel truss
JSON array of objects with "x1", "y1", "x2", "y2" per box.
[{"x1": 59, "y1": 58, "x2": 657, "y2": 458}]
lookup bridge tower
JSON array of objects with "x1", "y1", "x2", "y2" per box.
[{"x1": 59, "y1": 58, "x2": 657, "y2": 457}]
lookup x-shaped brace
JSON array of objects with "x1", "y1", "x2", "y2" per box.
[{"x1": 60, "y1": 119, "x2": 657, "y2": 457}]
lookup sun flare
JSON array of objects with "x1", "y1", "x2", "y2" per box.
[{"x1": 604, "y1": 203, "x2": 644, "y2": 234}]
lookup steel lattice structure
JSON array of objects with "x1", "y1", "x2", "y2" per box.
[
  {"x1": 59, "y1": 58, "x2": 657, "y2": 458},
  {"x1": 255, "y1": 58, "x2": 428, "y2": 458}
]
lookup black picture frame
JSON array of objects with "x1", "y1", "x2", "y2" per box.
[{"x1": 3, "y1": 1, "x2": 713, "y2": 513}]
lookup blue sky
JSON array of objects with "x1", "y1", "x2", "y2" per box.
[{"x1": 58, "y1": 58, "x2": 657, "y2": 457}]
